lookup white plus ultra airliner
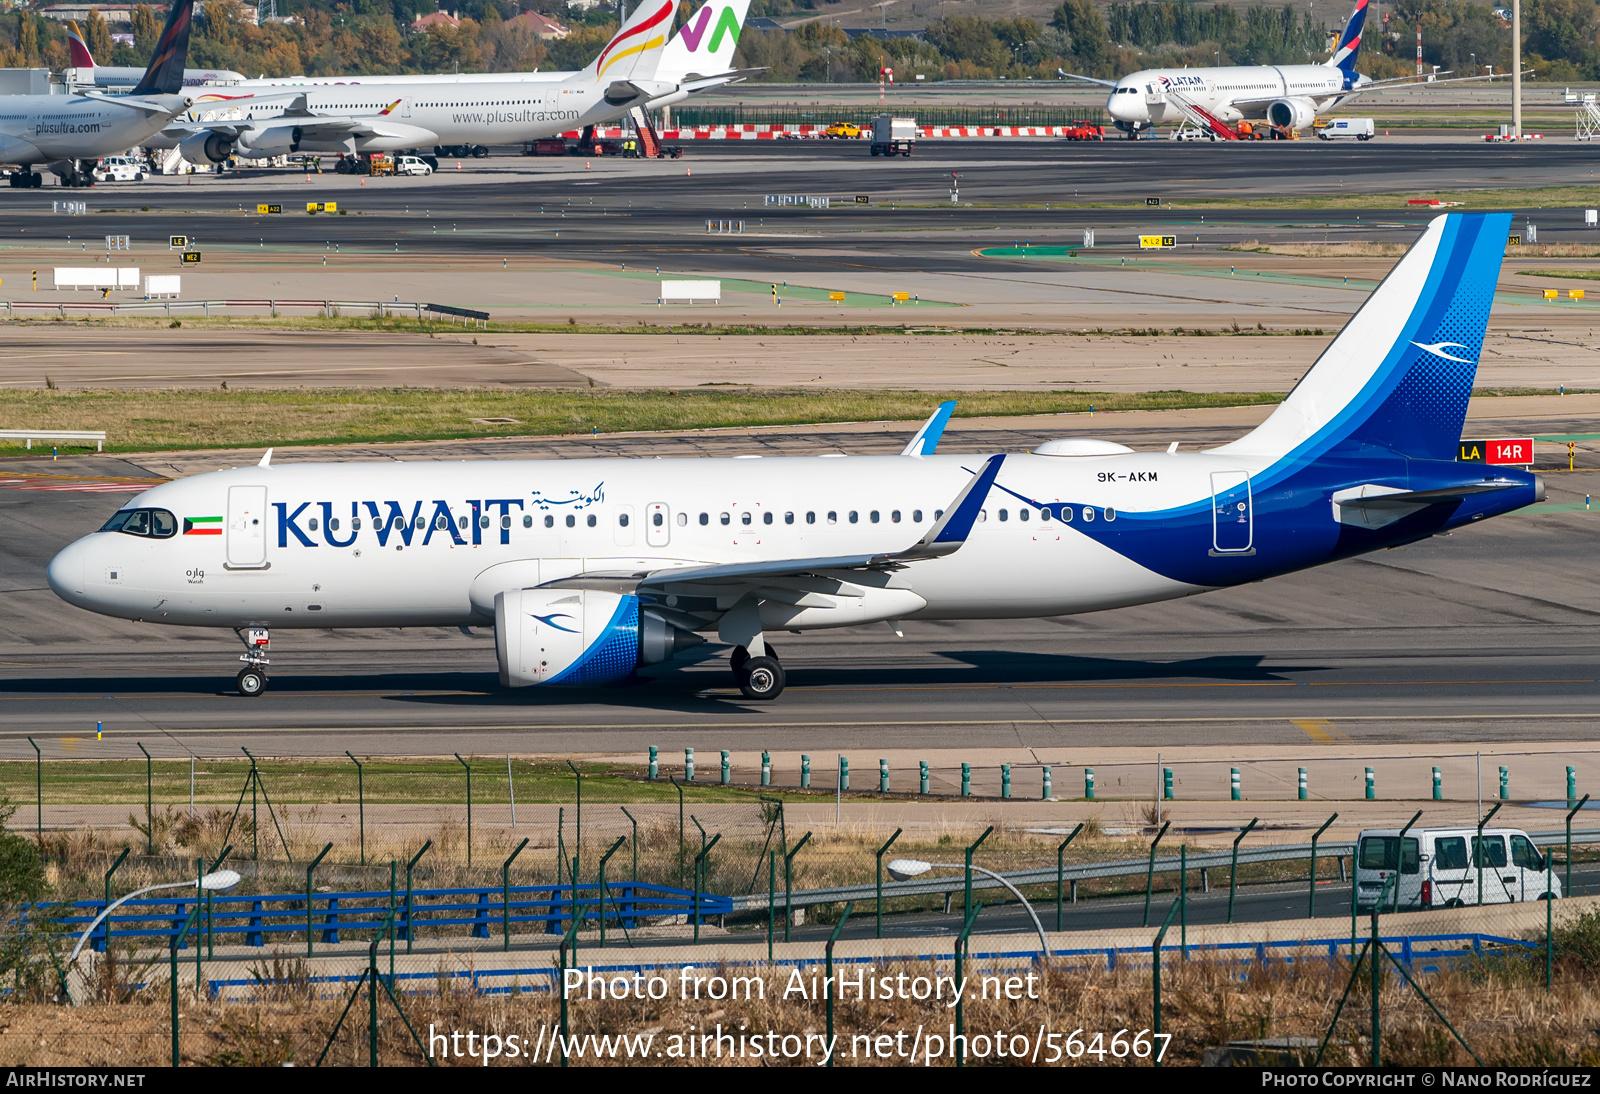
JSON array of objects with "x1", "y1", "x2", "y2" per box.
[
  {"x1": 0, "y1": 0, "x2": 200, "y2": 187},
  {"x1": 48, "y1": 213, "x2": 1541, "y2": 702},
  {"x1": 151, "y1": 0, "x2": 746, "y2": 164}
]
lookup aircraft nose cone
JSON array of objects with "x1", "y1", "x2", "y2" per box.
[{"x1": 47, "y1": 538, "x2": 88, "y2": 603}]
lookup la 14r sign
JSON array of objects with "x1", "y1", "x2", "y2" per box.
[{"x1": 1458, "y1": 437, "x2": 1535, "y2": 465}]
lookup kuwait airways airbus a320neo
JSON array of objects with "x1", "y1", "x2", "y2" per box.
[{"x1": 48, "y1": 213, "x2": 1541, "y2": 702}]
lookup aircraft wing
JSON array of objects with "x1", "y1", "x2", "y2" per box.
[
  {"x1": 539, "y1": 455, "x2": 1005, "y2": 606},
  {"x1": 1058, "y1": 68, "x2": 1117, "y2": 88}
]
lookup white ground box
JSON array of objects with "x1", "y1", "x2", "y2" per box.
[
  {"x1": 659, "y1": 280, "x2": 721, "y2": 304},
  {"x1": 54, "y1": 267, "x2": 139, "y2": 290},
  {"x1": 144, "y1": 275, "x2": 181, "y2": 298}
]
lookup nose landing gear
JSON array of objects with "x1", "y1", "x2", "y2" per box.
[
  {"x1": 731, "y1": 643, "x2": 784, "y2": 700},
  {"x1": 234, "y1": 626, "x2": 270, "y2": 697}
]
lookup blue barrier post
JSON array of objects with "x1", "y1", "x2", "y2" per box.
[
  {"x1": 921, "y1": 761, "x2": 929, "y2": 795},
  {"x1": 648, "y1": 746, "x2": 658, "y2": 780}
]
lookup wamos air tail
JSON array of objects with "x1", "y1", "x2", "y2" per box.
[{"x1": 48, "y1": 214, "x2": 1540, "y2": 701}]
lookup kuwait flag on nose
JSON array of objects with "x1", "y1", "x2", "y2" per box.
[{"x1": 184, "y1": 516, "x2": 222, "y2": 535}]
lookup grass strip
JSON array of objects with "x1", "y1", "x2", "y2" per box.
[{"x1": 0, "y1": 387, "x2": 1288, "y2": 453}]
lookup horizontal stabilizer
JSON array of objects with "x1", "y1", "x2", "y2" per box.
[{"x1": 1331, "y1": 479, "x2": 1523, "y2": 528}]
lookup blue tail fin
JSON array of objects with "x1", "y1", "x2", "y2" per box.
[
  {"x1": 1326, "y1": 0, "x2": 1368, "y2": 71},
  {"x1": 1214, "y1": 212, "x2": 1512, "y2": 464}
]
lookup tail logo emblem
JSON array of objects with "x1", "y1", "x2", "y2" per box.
[{"x1": 1410, "y1": 340, "x2": 1475, "y2": 364}]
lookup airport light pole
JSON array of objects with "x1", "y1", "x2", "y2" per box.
[
  {"x1": 887, "y1": 858, "x2": 1050, "y2": 959},
  {"x1": 67, "y1": 870, "x2": 241, "y2": 1002},
  {"x1": 1512, "y1": 0, "x2": 1522, "y2": 137}
]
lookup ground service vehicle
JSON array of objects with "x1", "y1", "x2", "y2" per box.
[
  {"x1": 395, "y1": 155, "x2": 433, "y2": 176},
  {"x1": 93, "y1": 156, "x2": 147, "y2": 182},
  {"x1": 870, "y1": 115, "x2": 916, "y2": 157},
  {"x1": 1356, "y1": 826, "x2": 1560, "y2": 910},
  {"x1": 1319, "y1": 117, "x2": 1376, "y2": 140}
]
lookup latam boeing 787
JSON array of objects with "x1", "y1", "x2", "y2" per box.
[{"x1": 48, "y1": 214, "x2": 1541, "y2": 701}]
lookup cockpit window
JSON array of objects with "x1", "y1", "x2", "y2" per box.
[{"x1": 101, "y1": 508, "x2": 177, "y2": 539}]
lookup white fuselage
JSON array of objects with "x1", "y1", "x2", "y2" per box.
[
  {"x1": 1106, "y1": 64, "x2": 1364, "y2": 127},
  {"x1": 170, "y1": 76, "x2": 675, "y2": 152},
  {"x1": 47, "y1": 451, "x2": 1228, "y2": 632},
  {"x1": 0, "y1": 91, "x2": 189, "y2": 164}
]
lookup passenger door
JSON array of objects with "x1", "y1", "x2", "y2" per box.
[
  {"x1": 646, "y1": 503, "x2": 670, "y2": 548},
  {"x1": 226, "y1": 485, "x2": 268, "y2": 569},
  {"x1": 1510, "y1": 835, "x2": 1546, "y2": 900},
  {"x1": 1210, "y1": 471, "x2": 1254, "y2": 554},
  {"x1": 1472, "y1": 835, "x2": 1515, "y2": 904}
]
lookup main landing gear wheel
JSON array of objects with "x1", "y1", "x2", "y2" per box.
[
  {"x1": 730, "y1": 643, "x2": 778, "y2": 674},
  {"x1": 738, "y1": 656, "x2": 785, "y2": 700},
  {"x1": 236, "y1": 667, "x2": 267, "y2": 697}
]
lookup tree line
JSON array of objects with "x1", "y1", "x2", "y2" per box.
[{"x1": 0, "y1": 0, "x2": 1588, "y2": 82}]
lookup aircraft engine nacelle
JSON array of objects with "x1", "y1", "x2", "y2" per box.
[
  {"x1": 178, "y1": 131, "x2": 235, "y2": 165},
  {"x1": 236, "y1": 126, "x2": 300, "y2": 157},
  {"x1": 1266, "y1": 97, "x2": 1317, "y2": 130},
  {"x1": 494, "y1": 588, "x2": 702, "y2": 687}
]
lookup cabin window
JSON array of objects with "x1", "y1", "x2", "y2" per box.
[
  {"x1": 1019, "y1": 508, "x2": 1030, "y2": 522},
  {"x1": 785, "y1": 512, "x2": 794, "y2": 525},
  {"x1": 806, "y1": 511, "x2": 816, "y2": 524},
  {"x1": 1082, "y1": 507, "x2": 1094, "y2": 522},
  {"x1": 870, "y1": 510, "x2": 880, "y2": 523},
  {"x1": 935, "y1": 509, "x2": 943, "y2": 520},
  {"x1": 586, "y1": 514, "x2": 596, "y2": 528},
  {"x1": 480, "y1": 515, "x2": 491, "y2": 529},
  {"x1": 720, "y1": 512, "x2": 731, "y2": 526},
  {"x1": 998, "y1": 509, "x2": 1008, "y2": 522},
  {"x1": 699, "y1": 512, "x2": 709, "y2": 525},
  {"x1": 501, "y1": 515, "x2": 511, "y2": 529},
  {"x1": 741, "y1": 512, "x2": 752, "y2": 526},
  {"x1": 849, "y1": 511, "x2": 859, "y2": 524},
  {"x1": 978, "y1": 510, "x2": 987, "y2": 522},
  {"x1": 353, "y1": 518, "x2": 362, "y2": 530},
  {"x1": 676, "y1": 512, "x2": 687, "y2": 526},
  {"x1": 913, "y1": 509, "x2": 923, "y2": 522},
  {"x1": 1039, "y1": 508, "x2": 1051, "y2": 522},
  {"x1": 458, "y1": 516, "x2": 468, "y2": 531},
  {"x1": 565, "y1": 515, "x2": 575, "y2": 528},
  {"x1": 1061, "y1": 507, "x2": 1072, "y2": 523},
  {"x1": 544, "y1": 515, "x2": 554, "y2": 528},
  {"x1": 619, "y1": 512, "x2": 630, "y2": 527},
  {"x1": 308, "y1": 518, "x2": 319, "y2": 531},
  {"x1": 1105, "y1": 507, "x2": 1117, "y2": 521},
  {"x1": 827, "y1": 511, "x2": 837, "y2": 524},
  {"x1": 763, "y1": 511, "x2": 773, "y2": 525},
  {"x1": 891, "y1": 510, "x2": 901, "y2": 523}
]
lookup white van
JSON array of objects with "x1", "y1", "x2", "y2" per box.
[
  {"x1": 396, "y1": 155, "x2": 434, "y2": 176},
  {"x1": 93, "y1": 156, "x2": 147, "y2": 182},
  {"x1": 1318, "y1": 117, "x2": 1375, "y2": 141},
  {"x1": 1356, "y1": 827, "x2": 1560, "y2": 910}
]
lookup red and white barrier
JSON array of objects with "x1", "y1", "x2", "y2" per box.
[{"x1": 559, "y1": 124, "x2": 1098, "y2": 140}]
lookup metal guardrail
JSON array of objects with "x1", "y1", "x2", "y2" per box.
[
  {"x1": 0, "y1": 429, "x2": 105, "y2": 451},
  {"x1": 53, "y1": 881, "x2": 731, "y2": 952},
  {"x1": 728, "y1": 827, "x2": 1600, "y2": 913},
  {"x1": 0, "y1": 299, "x2": 484, "y2": 321}
]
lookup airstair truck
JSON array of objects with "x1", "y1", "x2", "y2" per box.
[{"x1": 870, "y1": 115, "x2": 916, "y2": 157}]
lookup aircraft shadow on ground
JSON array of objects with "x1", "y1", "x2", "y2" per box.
[{"x1": 0, "y1": 651, "x2": 1322, "y2": 712}]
